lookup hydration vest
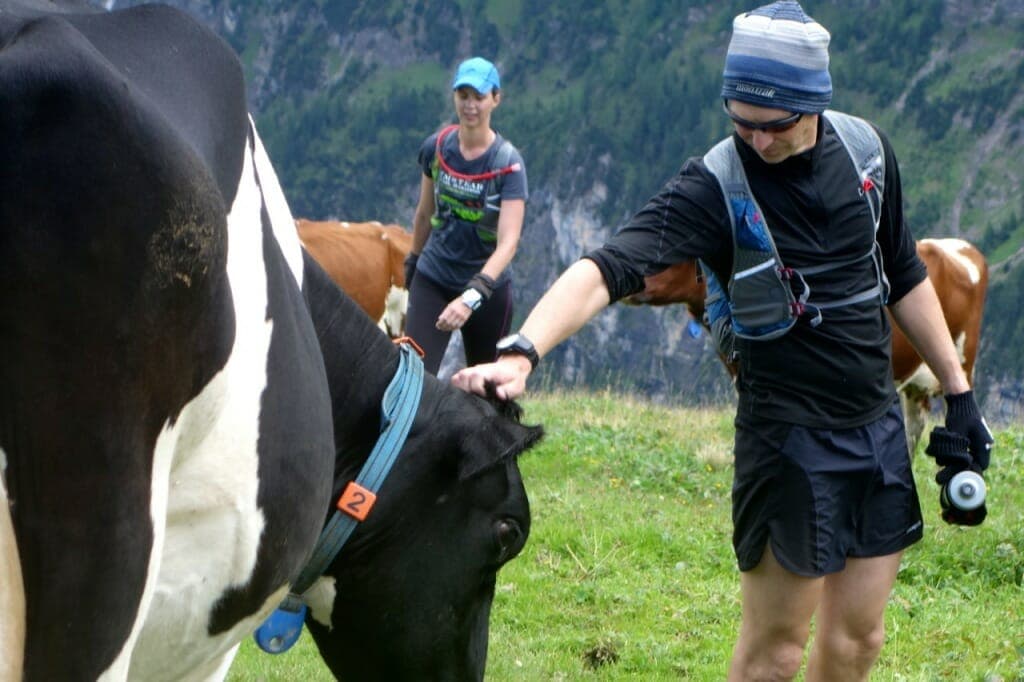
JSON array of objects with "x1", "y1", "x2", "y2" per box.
[
  {"x1": 701, "y1": 110, "x2": 890, "y2": 361},
  {"x1": 431, "y1": 124, "x2": 520, "y2": 241}
]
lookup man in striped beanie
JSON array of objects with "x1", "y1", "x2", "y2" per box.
[
  {"x1": 722, "y1": 0, "x2": 833, "y2": 114},
  {"x1": 452, "y1": 2, "x2": 993, "y2": 681}
]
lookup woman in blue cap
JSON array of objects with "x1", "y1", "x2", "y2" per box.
[{"x1": 404, "y1": 57, "x2": 528, "y2": 375}]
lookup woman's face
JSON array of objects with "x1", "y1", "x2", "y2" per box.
[{"x1": 453, "y1": 86, "x2": 500, "y2": 128}]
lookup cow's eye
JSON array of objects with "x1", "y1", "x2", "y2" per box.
[{"x1": 493, "y1": 517, "x2": 526, "y2": 564}]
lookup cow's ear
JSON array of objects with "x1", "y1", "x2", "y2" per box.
[
  {"x1": 485, "y1": 387, "x2": 525, "y2": 422},
  {"x1": 457, "y1": 402, "x2": 543, "y2": 481}
]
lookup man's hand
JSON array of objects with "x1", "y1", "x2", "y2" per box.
[
  {"x1": 944, "y1": 390, "x2": 993, "y2": 471},
  {"x1": 925, "y1": 426, "x2": 972, "y2": 485},
  {"x1": 451, "y1": 355, "x2": 532, "y2": 401}
]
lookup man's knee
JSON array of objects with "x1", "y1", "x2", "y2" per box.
[
  {"x1": 733, "y1": 641, "x2": 805, "y2": 681},
  {"x1": 819, "y1": 621, "x2": 885, "y2": 669},
  {"x1": 732, "y1": 627, "x2": 809, "y2": 681},
  {"x1": 845, "y1": 622, "x2": 886, "y2": 664},
  {"x1": 772, "y1": 640, "x2": 807, "y2": 679}
]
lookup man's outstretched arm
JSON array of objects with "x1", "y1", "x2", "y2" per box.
[{"x1": 451, "y1": 258, "x2": 611, "y2": 400}]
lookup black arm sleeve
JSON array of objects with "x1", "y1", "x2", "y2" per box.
[{"x1": 584, "y1": 159, "x2": 731, "y2": 302}]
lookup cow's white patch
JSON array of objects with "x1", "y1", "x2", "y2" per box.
[
  {"x1": 899, "y1": 329, "x2": 968, "y2": 400},
  {"x1": 952, "y1": 330, "x2": 967, "y2": 366},
  {"x1": 379, "y1": 284, "x2": 409, "y2": 337},
  {"x1": 927, "y1": 237, "x2": 983, "y2": 284},
  {"x1": 0, "y1": 455, "x2": 25, "y2": 682},
  {"x1": 305, "y1": 576, "x2": 339, "y2": 630},
  {"x1": 896, "y1": 359, "x2": 940, "y2": 396},
  {"x1": 112, "y1": 135, "x2": 278, "y2": 681},
  {"x1": 896, "y1": 357, "x2": 947, "y2": 457},
  {"x1": 205, "y1": 643, "x2": 241, "y2": 681},
  {"x1": 249, "y1": 117, "x2": 304, "y2": 289}
]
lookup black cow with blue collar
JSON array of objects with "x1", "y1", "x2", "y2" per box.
[{"x1": 0, "y1": 1, "x2": 541, "y2": 679}]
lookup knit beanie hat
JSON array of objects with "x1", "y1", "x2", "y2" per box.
[{"x1": 721, "y1": 0, "x2": 832, "y2": 114}]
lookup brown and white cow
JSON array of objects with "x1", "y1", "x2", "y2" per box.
[
  {"x1": 625, "y1": 239, "x2": 989, "y2": 451},
  {"x1": 296, "y1": 218, "x2": 413, "y2": 337}
]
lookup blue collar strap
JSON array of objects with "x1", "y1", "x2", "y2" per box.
[{"x1": 254, "y1": 341, "x2": 425, "y2": 653}]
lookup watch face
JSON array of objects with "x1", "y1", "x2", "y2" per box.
[
  {"x1": 496, "y1": 334, "x2": 521, "y2": 351},
  {"x1": 496, "y1": 333, "x2": 538, "y2": 368},
  {"x1": 462, "y1": 288, "x2": 483, "y2": 310}
]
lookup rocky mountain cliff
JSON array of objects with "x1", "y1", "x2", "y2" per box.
[{"x1": 105, "y1": 0, "x2": 1024, "y2": 420}]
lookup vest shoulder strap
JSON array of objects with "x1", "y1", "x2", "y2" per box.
[
  {"x1": 493, "y1": 138, "x2": 514, "y2": 172},
  {"x1": 701, "y1": 137, "x2": 797, "y2": 341},
  {"x1": 824, "y1": 110, "x2": 885, "y2": 194},
  {"x1": 489, "y1": 138, "x2": 516, "y2": 193}
]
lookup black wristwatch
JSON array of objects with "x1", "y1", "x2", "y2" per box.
[{"x1": 496, "y1": 333, "x2": 540, "y2": 369}]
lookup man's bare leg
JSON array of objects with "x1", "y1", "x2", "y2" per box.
[
  {"x1": 805, "y1": 553, "x2": 902, "y2": 682},
  {"x1": 728, "y1": 545, "x2": 821, "y2": 681}
]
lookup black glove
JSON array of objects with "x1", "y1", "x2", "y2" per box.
[
  {"x1": 944, "y1": 390, "x2": 993, "y2": 471},
  {"x1": 925, "y1": 426, "x2": 988, "y2": 526},
  {"x1": 925, "y1": 426, "x2": 973, "y2": 486},
  {"x1": 403, "y1": 252, "x2": 419, "y2": 288}
]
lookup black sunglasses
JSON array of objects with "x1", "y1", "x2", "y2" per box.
[{"x1": 722, "y1": 100, "x2": 803, "y2": 133}]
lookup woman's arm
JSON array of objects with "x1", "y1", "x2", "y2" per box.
[
  {"x1": 479, "y1": 198, "x2": 524, "y2": 281},
  {"x1": 410, "y1": 174, "x2": 435, "y2": 255}
]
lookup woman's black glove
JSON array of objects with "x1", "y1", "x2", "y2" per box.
[
  {"x1": 944, "y1": 390, "x2": 993, "y2": 471},
  {"x1": 403, "y1": 252, "x2": 419, "y2": 288}
]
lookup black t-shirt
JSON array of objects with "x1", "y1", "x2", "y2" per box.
[
  {"x1": 416, "y1": 129, "x2": 528, "y2": 290},
  {"x1": 586, "y1": 115, "x2": 927, "y2": 429}
]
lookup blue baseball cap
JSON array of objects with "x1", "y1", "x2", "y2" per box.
[{"x1": 451, "y1": 57, "x2": 500, "y2": 94}]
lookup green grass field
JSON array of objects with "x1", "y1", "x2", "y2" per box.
[{"x1": 228, "y1": 391, "x2": 1024, "y2": 681}]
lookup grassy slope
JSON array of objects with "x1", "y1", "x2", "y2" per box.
[{"x1": 228, "y1": 392, "x2": 1024, "y2": 681}]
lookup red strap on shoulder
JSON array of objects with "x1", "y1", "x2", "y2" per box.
[{"x1": 434, "y1": 124, "x2": 519, "y2": 182}]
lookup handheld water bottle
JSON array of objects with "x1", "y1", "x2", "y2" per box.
[
  {"x1": 940, "y1": 469, "x2": 986, "y2": 511},
  {"x1": 938, "y1": 470, "x2": 987, "y2": 526}
]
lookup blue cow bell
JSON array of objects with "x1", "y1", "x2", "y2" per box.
[
  {"x1": 686, "y1": 318, "x2": 703, "y2": 338},
  {"x1": 254, "y1": 601, "x2": 307, "y2": 654}
]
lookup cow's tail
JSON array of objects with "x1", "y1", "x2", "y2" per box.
[{"x1": 0, "y1": 468, "x2": 25, "y2": 682}]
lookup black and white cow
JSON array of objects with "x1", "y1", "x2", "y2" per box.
[{"x1": 0, "y1": 1, "x2": 541, "y2": 679}]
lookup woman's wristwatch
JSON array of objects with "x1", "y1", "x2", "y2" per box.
[
  {"x1": 461, "y1": 272, "x2": 495, "y2": 312},
  {"x1": 495, "y1": 333, "x2": 540, "y2": 369},
  {"x1": 461, "y1": 288, "x2": 483, "y2": 311}
]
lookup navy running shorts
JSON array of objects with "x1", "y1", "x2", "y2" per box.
[{"x1": 732, "y1": 400, "x2": 924, "y2": 577}]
